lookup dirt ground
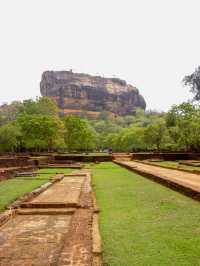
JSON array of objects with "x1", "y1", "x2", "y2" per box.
[{"x1": 0, "y1": 170, "x2": 102, "y2": 266}]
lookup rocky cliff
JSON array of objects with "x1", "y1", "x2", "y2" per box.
[{"x1": 40, "y1": 71, "x2": 146, "y2": 117}]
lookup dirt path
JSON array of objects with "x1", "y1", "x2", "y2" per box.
[
  {"x1": 0, "y1": 170, "x2": 102, "y2": 266},
  {"x1": 116, "y1": 160, "x2": 200, "y2": 196}
]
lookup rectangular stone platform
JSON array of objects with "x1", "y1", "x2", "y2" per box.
[
  {"x1": 0, "y1": 170, "x2": 102, "y2": 266},
  {"x1": 28, "y1": 175, "x2": 85, "y2": 208}
]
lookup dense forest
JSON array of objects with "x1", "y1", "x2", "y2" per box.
[{"x1": 1, "y1": 67, "x2": 200, "y2": 153}]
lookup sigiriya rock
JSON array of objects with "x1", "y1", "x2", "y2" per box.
[{"x1": 40, "y1": 70, "x2": 146, "y2": 117}]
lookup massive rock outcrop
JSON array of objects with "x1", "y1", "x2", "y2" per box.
[{"x1": 40, "y1": 70, "x2": 146, "y2": 117}]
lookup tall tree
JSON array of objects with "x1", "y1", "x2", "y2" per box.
[
  {"x1": 183, "y1": 66, "x2": 200, "y2": 101},
  {"x1": 17, "y1": 114, "x2": 63, "y2": 151},
  {"x1": 63, "y1": 116, "x2": 97, "y2": 152},
  {"x1": 23, "y1": 97, "x2": 58, "y2": 116},
  {"x1": 166, "y1": 103, "x2": 200, "y2": 151},
  {"x1": 0, "y1": 123, "x2": 21, "y2": 152},
  {"x1": 144, "y1": 119, "x2": 168, "y2": 151},
  {"x1": 0, "y1": 101, "x2": 23, "y2": 124},
  {"x1": 119, "y1": 126, "x2": 145, "y2": 152}
]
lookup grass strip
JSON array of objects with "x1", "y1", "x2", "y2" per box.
[{"x1": 92, "y1": 162, "x2": 200, "y2": 266}]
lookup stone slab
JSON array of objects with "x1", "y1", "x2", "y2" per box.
[
  {"x1": 0, "y1": 214, "x2": 72, "y2": 266},
  {"x1": 30, "y1": 176, "x2": 85, "y2": 207}
]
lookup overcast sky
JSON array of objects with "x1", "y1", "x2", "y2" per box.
[{"x1": 0, "y1": 0, "x2": 199, "y2": 111}]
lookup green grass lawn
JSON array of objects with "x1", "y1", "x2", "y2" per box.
[
  {"x1": 146, "y1": 160, "x2": 200, "y2": 172},
  {"x1": 92, "y1": 162, "x2": 200, "y2": 266},
  {"x1": 0, "y1": 168, "x2": 73, "y2": 212}
]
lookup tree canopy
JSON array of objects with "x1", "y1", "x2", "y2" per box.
[
  {"x1": 17, "y1": 114, "x2": 63, "y2": 151},
  {"x1": 63, "y1": 116, "x2": 97, "y2": 152}
]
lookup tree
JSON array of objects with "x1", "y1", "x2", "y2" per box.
[
  {"x1": 0, "y1": 97, "x2": 58, "y2": 125},
  {"x1": 17, "y1": 114, "x2": 63, "y2": 151},
  {"x1": 0, "y1": 123, "x2": 21, "y2": 152},
  {"x1": 63, "y1": 116, "x2": 97, "y2": 151},
  {"x1": 22, "y1": 97, "x2": 58, "y2": 116},
  {"x1": 79, "y1": 124, "x2": 97, "y2": 151},
  {"x1": 144, "y1": 119, "x2": 168, "y2": 151},
  {"x1": 166, "y1": 102, "x2": 196, "y2": 127},
  {"x1": 183, "y1": 66, "x2": 200, "y2": 101},
  {"x1": 104, "y1": 133, "x2": 119, "y2": 151},
  {"x1": 0, "y1": 101, "x2": 24, "y2": 124},
  {"x1": 188, "y1": 118, "x2": 200, "y2": 151},
  {"x1": 90, "y1": 119, "x2": 123, "y2": 150},
  {"x1": 165, "y1": 103, "x2": 200, "y2": 151},
  {"x1": 36, "y1": 97, "x2": 58, "y2": 116},
  {"x1": 115, "y1": 126, "x2": 145, "y2": 152}
]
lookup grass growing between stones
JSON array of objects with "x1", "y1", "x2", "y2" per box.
[
  {"x1": 92, "y1": 162, "x2": 200, "y2": 266},
  {"x1": 0, "y1": 168, "x2": 73, "y2": 212}
]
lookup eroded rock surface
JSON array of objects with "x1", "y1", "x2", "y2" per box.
[{"x1": 40, "y1": 71, "x2": 146, "y2": 116}]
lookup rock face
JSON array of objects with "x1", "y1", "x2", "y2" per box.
[{"x1": 40, "y1": 71, "x2": 146, "y2": 116}]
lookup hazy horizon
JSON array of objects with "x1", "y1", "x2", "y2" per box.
[{"x1": 0, "y1": 0, "x2": 199, "y2": 111}]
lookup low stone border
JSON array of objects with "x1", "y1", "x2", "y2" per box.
[
  {"x1": 11, "y1": 175, "x2": 64, "y2": 209},
  {"x1": 92, "y1": 191, "x2": 100, "y2": 213},
  {"x1": 92, "y1": 188, "x2": 102, "y2": 266},
  {"x1": 17, "y1": 208, "x2": 75, "y2": 215},
  {"x1": 39, "y1": 164, "x2": 83, "y2": 169},
  {"x1": 92, "y1": 213, "x2": 102, "y2": 266},
  {"x1": 0, "y1": 209, "x2": 17, "y2": 227},
  {"x1": 0, "y1": 166, "x2": 36, "y2": 182}
]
